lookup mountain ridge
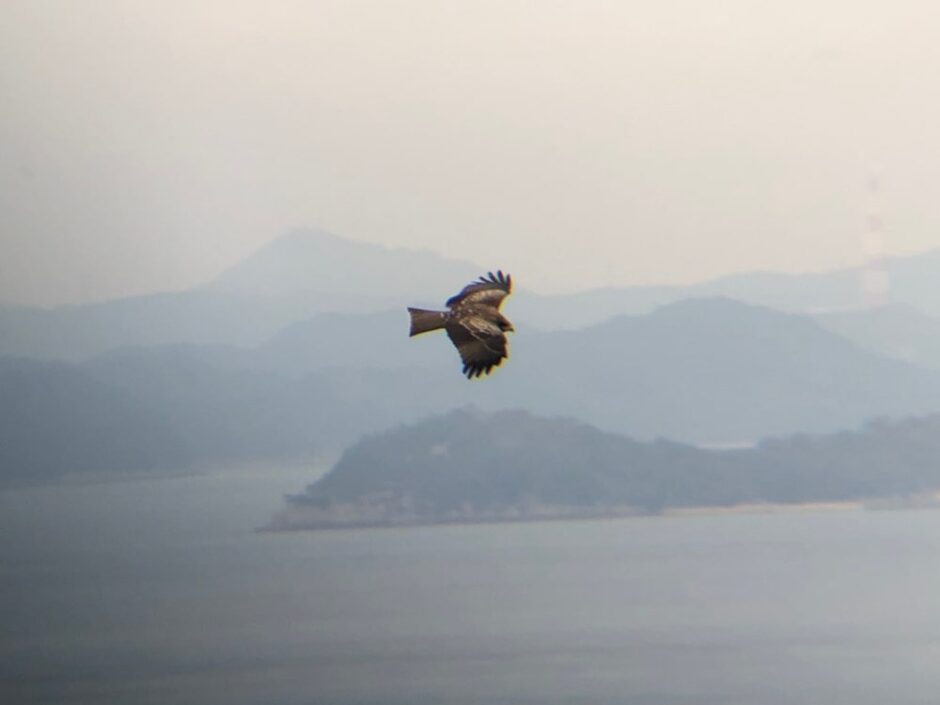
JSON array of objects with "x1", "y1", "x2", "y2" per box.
[
  {"x1": 73, "y1": 298, "x2": 940, "y2": 457},
  {"x1": 10, "y1": 295, "x2": 940, "y2": 486},
  {"x1": 5, "y1": 228, "x2": 940, "y2": 359}
]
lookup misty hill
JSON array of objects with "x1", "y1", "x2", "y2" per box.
[
  {"x1": 0, "y1": 291, "x2": 290, "y2": 362},
  {"x1": 514, "y1": 248, "x2": 940, "y2": 329},
  {"x1": 12, "y1": 295, "x2": 940, "y2": 486},
  {"x1": 71, "y1": 299, "x2": 940, "y2": 470},
  {"x1": 0, "y1": 228, "x2": 482, "y2": 361},
  {"x1": 79, "y1": 346, "x2": 411, "y2": 466},
  {"x1": 253, "y1": 310, "x2": 431, "y2": 373},
  {"x1": 206, "y1": 227, "x2": 482, "y2": 300},
  {"x1": 717, "y1": 249, "x2": 940, "y2": 319},
  {"x1": 242, "y1": 298, "x2": 940, "y2": 443},
  {"x1": 0, "y1": 357, "x2": 191, "y2": 486},
  {"x1": 8, "y1": 228, "x2": 940, "y2": 362},
  {"x1": 504, "y1": 298, "x2": 940, "y2": 442},
  {"x1": 814, "y1": 304, "x2": 940, "y2": 370},
  {"x1": 269, "y1": 408, "x2": 940, "y2": 530}
]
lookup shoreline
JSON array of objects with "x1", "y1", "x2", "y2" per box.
[
  {"x1": 259, "y1": 497, "x2": 905, "y2": 533},
  {"x1": 662, "y1": 499, "x2": 865, "y2": 518}
]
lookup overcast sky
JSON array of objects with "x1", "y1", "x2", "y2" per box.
[{"x1": 3, "y1": 0, "x2": 940, "y2": 306}]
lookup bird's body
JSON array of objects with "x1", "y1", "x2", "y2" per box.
[{"x1": 407, "y1": 271, "x2": 514, "y2": 378}]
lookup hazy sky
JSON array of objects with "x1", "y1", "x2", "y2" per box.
[{"x1": 3, "y1": 0, "x2": 940, "y2": 306}]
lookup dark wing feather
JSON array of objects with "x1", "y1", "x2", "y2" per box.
[
  {"x1": 445, "y1": 316, "x2": 508, "y2": 378},
  {"x1": 446, "y1": 270, "x2": 512, "y2": 308}
]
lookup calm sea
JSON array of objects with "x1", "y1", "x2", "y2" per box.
[{"x1": 2, "y1": 468, "x2": 939, "y2": 705}]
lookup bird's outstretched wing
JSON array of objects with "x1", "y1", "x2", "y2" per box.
[
  {"x1": 446, "y1": 270, "x2": 512, "y2": 309},
  {"x1": 446, "y1": 316, "x2": 508, "y2": 378}
]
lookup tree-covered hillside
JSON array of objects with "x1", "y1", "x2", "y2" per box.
[{"x1": 271, "y1": 408, "x2": 940, "y2": 529}]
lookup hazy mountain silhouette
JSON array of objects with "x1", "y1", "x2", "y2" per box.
[
  {"x1": 77, "y1": 299, "x2": 940, "y2": 457},
  {"x1": 814, "y1": 304, "x2": 940, "y2": 370},
  {"x1": 8, "y1": 227, "x2": 940, "y2": 486},
  {"x1": 0, "y1": 229, "x2": 481, "y2": 360},
  {"x1": 514, "y1": 248, "x2": 940, "y2": 329},
  {"x1": 0, "y1": 291, "x2": 285, "y2": 362},
  {"x1": 11, "y1": 295, "x2": 940, "y2": 486},
  {"x1": 270, "y1": 408, "x2": 940, "y2": 530},
  {"x1": 502, "y1": 298, "x2": 940, "y2": 442},
  {"x1": 206, "y1": 227, "x2": 481, "y2": 300},
  {"x1": 253, "y1": 310, "x2": 426, "y2": 373},
  {"x1": 244, "y1": 298, "x2": 940, "y2": 443},
  {"x1": 0, "y1": 357, "x2": 191, "y2": 486},
  {"x1": 6, "y1": 229, "x2": 940, "y2": 360},
  {"x1": 80, "y1": 346, "x2": 369, "y2": 465}
]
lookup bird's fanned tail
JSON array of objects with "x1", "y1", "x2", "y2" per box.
[{"x1": 407, "y1": 308, "x2": 448, "y2": 337}]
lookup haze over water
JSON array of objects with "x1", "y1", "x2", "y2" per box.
[{"x1": 2, "y1": 470, "x2": 939, "y2": 705}]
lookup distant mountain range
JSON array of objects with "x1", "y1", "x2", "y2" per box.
[
  {"x1": 0, "y1": 357, "x2": 190, "y2": 486},
  {"x1": 4, "y1": 227, "x2": 940, "y2": 361},
  {"x1": 0, "y1": 228, "x2": 482, "y2": 361},
  {"x1": 515, "y1": 248, "x2": 940, "y2": 329},
  {"x1": 246, "y1": 297, "x2": 940, "y2": 443},
  {"x1": 8, "y1": 296, "x2": 940, "y2": 487},
  {"x1": 205, "y1": 228, "x2": 482, "y2": 300},
  {"x1": 814, "y1": 304, "x2": 940, "y2": 370},
  {"x1": 505, "y1": 298, "x2": 940, "y2": 443},
  {"x1": 268, "y1": 408, "x2": 940, "y2": 530},
  {"x1": 7, "y1": 228, "x2": 940, "y2": 488}
]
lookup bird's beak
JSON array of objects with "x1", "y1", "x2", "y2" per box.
[{"x1": 506, "y1": 323, "x2": 515, "y2": 332}]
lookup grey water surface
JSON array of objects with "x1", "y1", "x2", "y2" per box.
[{"x1": 2, "y1": 469, "x2": 939, "y2": 705}]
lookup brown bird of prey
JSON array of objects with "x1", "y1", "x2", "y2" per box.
[{"x1": 407, "y1": 271, "x2": 514, "y2": 378}]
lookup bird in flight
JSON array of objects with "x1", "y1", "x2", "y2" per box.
[{"x1": 407, "y1": 271, "x2": 514, "y2": 378}]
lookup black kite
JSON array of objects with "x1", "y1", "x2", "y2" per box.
[{"x1": 407, "y1": 271, "x2": 514, "y2": 378}]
